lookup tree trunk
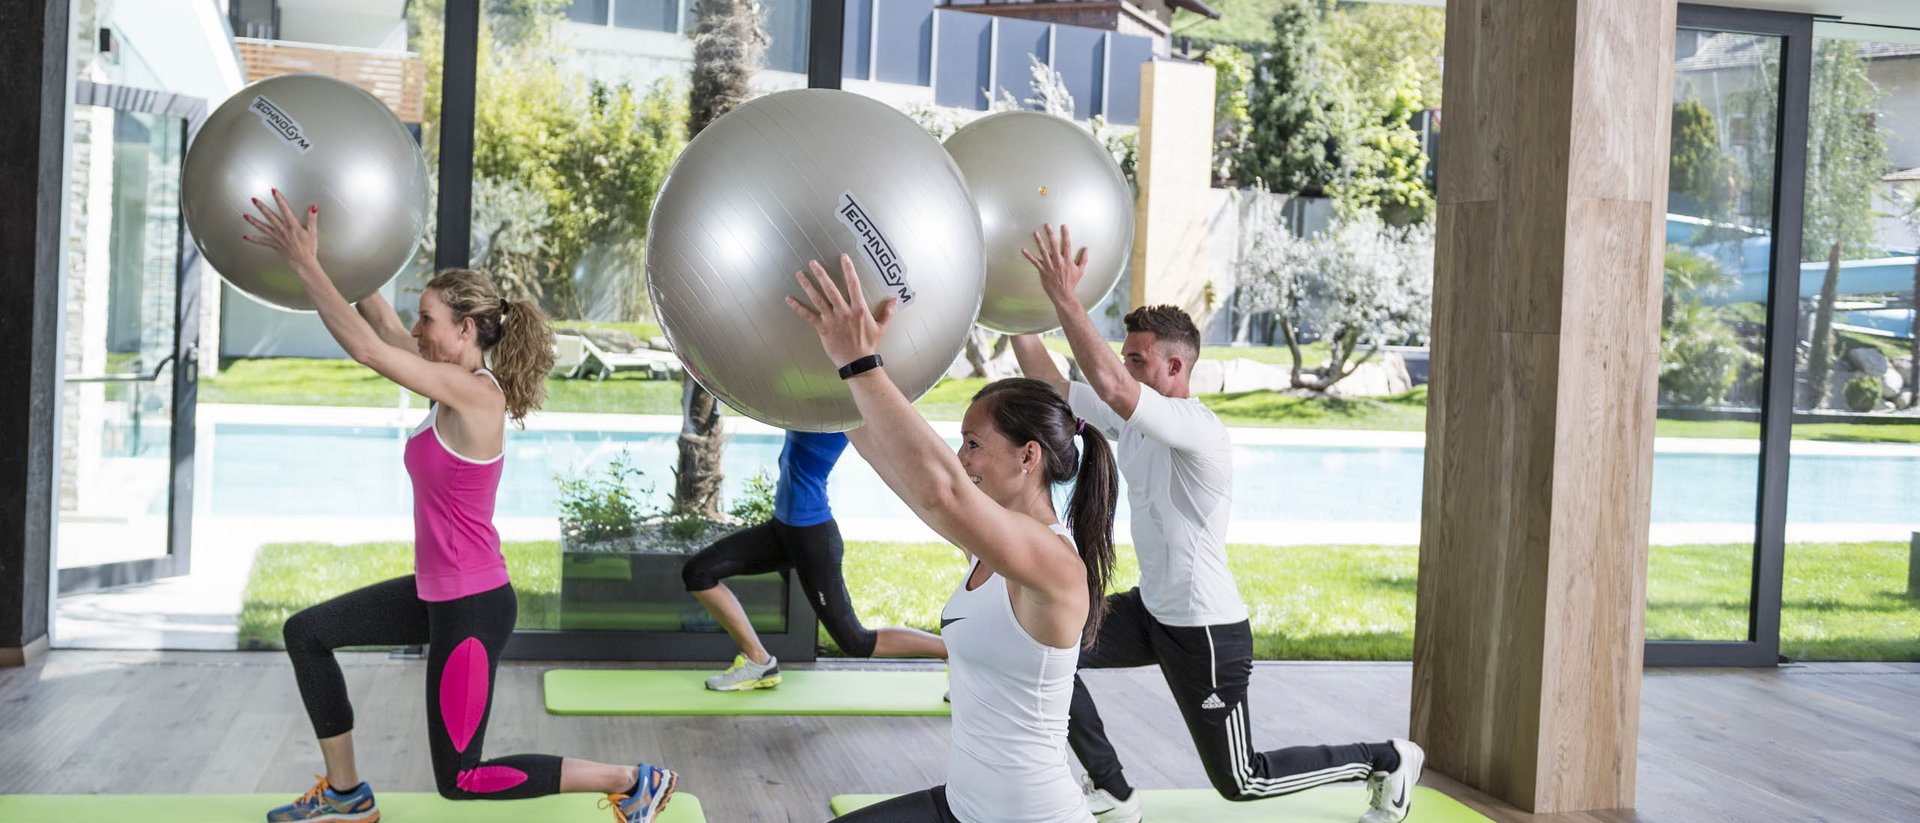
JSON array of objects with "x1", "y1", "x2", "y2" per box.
[
  {"x1": 673, "y1": 0, "x2": 765, "y2": 518},
  {"x1": 1278, "y1": 316, "x2": 1309, "y2": 388},
  {"x1": 1805, "y1": 240, "x2": 1844, "y2": 410},
  {"x1": 962, "y1": 327, "x2": 993, "y2": 378},
  {"x1": 1316, "y1": 327, "x2": 1362, "y2": 391},
  {"x1": 1320, "y1": 335, "x2": 1382, "y2": 391},
  {"x1": 673, "y1": 376, "x2": 725, "y2": 518}
]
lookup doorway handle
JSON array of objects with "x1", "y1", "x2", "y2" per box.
[{"x1": 63, "y1": 353, "x2": 177, "y2": 384}]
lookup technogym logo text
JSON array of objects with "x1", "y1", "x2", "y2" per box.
[
  {"x1": 249, "y1": 96, "x2": 313, "y2": 154},
  {"x1": 836, "y1": 191, "x2": 916, "y2": 307}
]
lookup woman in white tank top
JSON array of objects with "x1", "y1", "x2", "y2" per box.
[{"x1": 786, "y1": 256, "x2": 1122, "y2": 823}]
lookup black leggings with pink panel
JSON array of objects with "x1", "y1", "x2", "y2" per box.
[{"x1": 283, "y1": 576, "x2": 563, "y2": 799}]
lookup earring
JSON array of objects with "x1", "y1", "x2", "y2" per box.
[{"x1": 1022, "y1": 467, "x2": 1029, "y2": 475}]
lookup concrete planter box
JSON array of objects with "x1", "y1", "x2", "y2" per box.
[{"x1": 557, "y1": 522, "x2": 788, "y2": 634}]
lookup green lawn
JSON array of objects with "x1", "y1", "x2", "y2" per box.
[
  {"x1": 553, "y1": 319, "x2": 663, "y2": 342},
  {"x1": 1837, "y1": 328, "x2": 1913, "y2": 361},
  {"x1": 236, "y1": 540, "x2": 563, "y2": 649},
  {"x1": 204, "y1": 357, "x2": 688, "y2": 415},
  {"x1": 203, "y1": 358, "x2": 424, "y2": 407},
  {"x1": 236, "y1": 539, "x2": 1919, "y2": 661},
  {"x1": 1040, "y1": 335, "x2": 1337, "y2": 370},
  {"x1": 1653, "y1": 417, "x2": 1920, "y2": 444},
  {"x1": 1203, "y1": 386, "x2": 1431, "y2": 431},
  {"x1": 203, "y1": 353, "x2": 1920, "y2": 443}
]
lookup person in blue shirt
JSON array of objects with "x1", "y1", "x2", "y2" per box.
[{"x1": 683, "y1": 430, "x2": 947, "y2": 690}]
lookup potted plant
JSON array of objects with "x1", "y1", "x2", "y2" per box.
[{"x1": 555, "y1": 451, "x2": 781, "y2": 632}]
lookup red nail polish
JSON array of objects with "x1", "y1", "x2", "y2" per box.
[{"x1": 311, "y1": 206, "x2": 318, "y2": 214}]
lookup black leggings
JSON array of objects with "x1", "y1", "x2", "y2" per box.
[
  {"x1": 282, "y1": 576, "x2": 564, "y2": 799},
  {"x1": 830, "y1": 785, "x2": 960, "y2": 823},
  {"x1": 681, "y1": 518, "x2": 877, "y2": 658},
  {"x1": 1069, "y1": 588, "x2": 1399, "y2": 802}
]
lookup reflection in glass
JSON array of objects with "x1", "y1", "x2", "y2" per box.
[
  {"x1": 59, "y1": 107, "x2": 185, "y2": 571},
  {"x1": 1645, "y1": 31, "x2": 1782, "y2": 641},
  {"x1": 1781, "y1": 37, "x2": 1920, "y2": 662}
]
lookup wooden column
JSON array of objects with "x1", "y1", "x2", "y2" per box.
[
  {"x1": 1130, "y1": 59, "x2": 1214, "y2": 318},
  {"x1": 1410, "y1": 0, "x2": 1674, "y2": 813}
]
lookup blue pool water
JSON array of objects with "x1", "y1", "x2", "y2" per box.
[{"x1": 200, "y1": 424, "x2": 1920, "y2": 526}]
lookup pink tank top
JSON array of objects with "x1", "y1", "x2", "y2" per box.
[{"x1": 404, "y1": 369, "x2": 510, "y2": 602}]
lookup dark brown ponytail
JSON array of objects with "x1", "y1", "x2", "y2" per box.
[{"x1": 972, "y1": 378, "x2": 1119, "y2": 646}]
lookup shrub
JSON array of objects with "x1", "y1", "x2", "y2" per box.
[
  {"x1": 728, "y1": 470, "x2": 778, "y2": 525},
  {"x1": 1844, "y1": 374, "x2": 1883, "y2": 412},
  {"x1": 555, "y1": 451, "x2": 648, "y2": 541}
]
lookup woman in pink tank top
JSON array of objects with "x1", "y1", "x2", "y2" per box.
[{"x1": 244, "y1": 191, "x2": 679, "y2": 823}]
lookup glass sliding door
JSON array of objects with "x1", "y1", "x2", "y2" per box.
[
  {"x1": 56, "y1": 83, "x2": 204, "y2": 597},
  {"x1": 1647, "y1": 5, "x2": 1813, "y2": 666}
]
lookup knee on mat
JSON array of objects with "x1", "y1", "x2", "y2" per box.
[
  {"x1": 434, "y1": 770, "x2": 482, "y2": 800},
  {"x1": 1206, "y1": 772, "x2": 1261, "y2": 802}
]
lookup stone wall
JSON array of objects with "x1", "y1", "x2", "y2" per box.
[{"x1": 60, "y1": 0, "x2": 102, "y2": 512}]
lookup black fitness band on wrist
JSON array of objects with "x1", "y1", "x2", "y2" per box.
[{"x1": 838, "y1": 354, "x2": 884, "y2": 379}]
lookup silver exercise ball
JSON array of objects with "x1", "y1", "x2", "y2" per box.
[
  {"x1": 181, "y1": 73, "x2": 429, "y2": 312},
  {"x1": 647, "y1": 89, "x2": 985, "y2": 432},
  {"x1": 944, "y1": 111, "x2": 1134, "y2": 334}
]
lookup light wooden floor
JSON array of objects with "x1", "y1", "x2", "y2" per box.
[{"x1": 2, "y1": 652, "x2": 1915, "y2": 822}]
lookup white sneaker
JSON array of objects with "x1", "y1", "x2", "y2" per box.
[
  {"x1": 1081, "y1": 776, "x2": 1142, "y2": 823},
  {"x1": 703, "y1": 654, "x2": 780, "y2": 691},
  {"x1": 1359, "y1": 738, "x2": 1425, "y2": 823}
]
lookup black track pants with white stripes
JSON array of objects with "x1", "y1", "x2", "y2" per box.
[{"x1": 1067, "y1": 588, "x2": 1400, "y2": 801}]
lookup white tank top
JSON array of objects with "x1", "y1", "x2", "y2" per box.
[{"x1": 941, "y1": 523, "x2": 1094, "y2": 823}]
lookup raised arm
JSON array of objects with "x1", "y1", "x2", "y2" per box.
[
  {"x1": 244, "y1": 190, "x2": 496, "y2": 414},
  {"x1": 1023, "y1": 224, "x2": 1140, "y2": 419},
  {"x1": 1009, "y1": 334, "x2": 1067, "y2": 396},
  {"x1": 355, "y1": 291, "x2": 420, "y2": 355},
  {"x1": 785, "y1": 256, "x2": 1084, "y2": 599}
]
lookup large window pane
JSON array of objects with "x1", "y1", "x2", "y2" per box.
[
  {"x1": 58, "y1": 105, "x2": 184, "y2": 578},
  {"x1": 614, "y1": 0, "x2": 679, "y2": 33},
  {"x1": 837, "y1": 2, "x2": 1444, "y2": 663},
  {"x1": 1781, "y1": 34, "x2": 1920, "y2": 662},
  {"x1": 1646, "y1": 30, "x2": 1783, "y2": 642},
  {"x1": 57, "y1": 0, "x2": 442, "y2": 650},
  {"x1": 460, "y1": 0, "x2": 809, "y2": 638}
]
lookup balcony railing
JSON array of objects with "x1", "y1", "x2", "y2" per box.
[{"x1": 235, "y1": 37, "x2": 426, "y2": 124}]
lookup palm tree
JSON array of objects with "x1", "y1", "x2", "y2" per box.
[{"x1": 673, "y1": 0, "x2": 766, "y2": 519}]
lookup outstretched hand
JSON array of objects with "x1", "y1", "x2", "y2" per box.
[
  {"x1": 1021, "y1": 223, "x2": 1090, "y2": 308},
  {"x1": 241, "y1": 189, "x2": 321, "y2": 273},
  {"x1": 784, "y1": 254, "x2": 896, "y2": 369}
]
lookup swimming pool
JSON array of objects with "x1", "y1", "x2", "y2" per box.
[{"x1": 197, "y1": 413, "x2": 1920, "y2": 530}]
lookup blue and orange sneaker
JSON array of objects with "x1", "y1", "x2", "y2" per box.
[
  {"x1": 266, "y1": 775, "x2": 379, "y2": 822},
  {"x1": 598, "y1": 763, "x2": 678, "y2": 823}
]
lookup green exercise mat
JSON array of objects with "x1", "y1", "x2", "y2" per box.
[
  {"x1": 543, "y1": 668, "x2": 951, "y2": 716},
  {"x1": 830, "y1": 786, "x2": 1486, "y2": 821},
  {"x1": 0, "y1": 792, "x2": 704, "y2": 823}
]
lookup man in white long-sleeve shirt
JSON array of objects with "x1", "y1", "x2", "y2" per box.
[{"x1": 1010, "y1": 225, "x2": 1423, "y2": 823}]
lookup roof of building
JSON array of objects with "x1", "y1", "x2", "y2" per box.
[
  {"x1": 1171, "y1": 0, "x2": 1221, "y2": 20},
  {"x1": 1678, "y1": 32, "x2": 1920, "y2": 72}
]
